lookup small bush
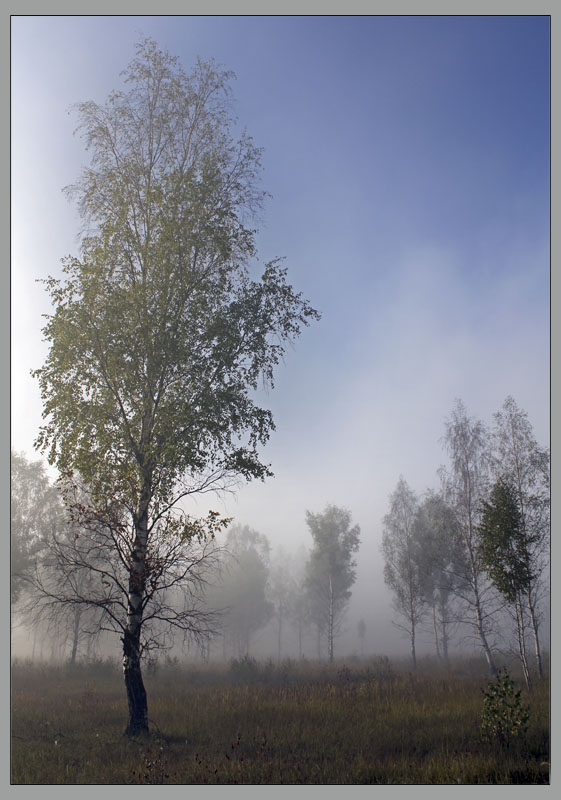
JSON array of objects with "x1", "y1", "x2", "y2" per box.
[
  {"x1": 228, "y1": 655, "x2": 261, "y2": 684},
  {"x1": 480, "y1": 669, "x2": 529, "y2": 749}
]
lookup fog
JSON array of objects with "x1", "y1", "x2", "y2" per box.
[{"x1": 11, "y1": 18, "x2": 549, "y2": 669}]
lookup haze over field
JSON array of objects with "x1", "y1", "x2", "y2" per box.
[{"x1": 11, "y1": 16, "x2": 549, "y2": 660}]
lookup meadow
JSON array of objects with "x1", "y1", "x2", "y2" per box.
[{"x1": 11, "y1": 655, "x2": 550, "y2": 785}]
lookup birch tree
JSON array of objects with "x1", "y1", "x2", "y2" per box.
[
  {"x1": 414, "y1": 492, "x2": 463, "y2": 666},
  {"x1": 478, "y1": 478, "x2": 537, "y2": 688},
  {"x1": 12, "y1": 451, "x2": 105, "y2": 663},
  {"x1": 439, "y1": 400, "x2": 499, "y2": 674},
  {"x1": 305, "y1": 505, "x2": 360, "y2": 663},
  {"x1": 381, "y1": 477, "x2": 425, "y2": 669},
  {"x1": 217, "y1": 524, "x2": 273, "y2": 658},
  {"x1": 32, "y1": 38, "x2": 318, "y2": 735},
  {"x1": 11, "y1": 451, "x2": 60, "y2": 603},
  {"x1": 490, "y1": 396, "x2": 549, "y2": 678},
  {"x1": 286, "y1": 546, "x2": 310, "y2": 659},
  {"x1": 268, "y1": 546, "x2": 297, "y2": 661}
]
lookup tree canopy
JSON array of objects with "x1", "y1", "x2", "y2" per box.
[
  {"x1": 478, "y1": 478, "x2": 535, "y2": 605},
  {"x1": 35, "y1": 39, "x2": 319, "y2": 516}
]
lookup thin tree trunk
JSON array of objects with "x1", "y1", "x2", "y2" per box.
[
  {"x1": 527, "y1": 588, "x2": 543, "y2": 678},
  {"x1": 513, "y1": 447, "x2": 543, "y2": 680},
  {"x1": 515, "y1": 595, "x2": 531, "y2": 690},
  {"x1": 440, "y1": 608, "x2": 450, "y2": 668},
  {"x1": 468, "y1": 537, "x2": 497, "y2": 675},
  {"x1": 432, "y1": 599, "x2": 441, "y2": 662},
  {"x1": 328, "y1": 574, "x2": 334, "y2": 663},
  {"x1": 86, "y1": 632, "x2": 94, "y2": 660},
  {"x1": 69, "y1": 606, "x2": 82, "y2": 666},
  {"x1": 441, "y1": 622, "x2": 449, "y2": 668},
  {"x1": 123, "y1": 499, "x2": 149, "y2": 737},
  {"x1": 474, "y1": 597, "x2": 497, "y2": 675},
  {"x1": 408, "y1": 586, "x2": 417, "y2": 670},
  {"x1": 277, "y1": 600, "x2": 282, "y2": 663}
]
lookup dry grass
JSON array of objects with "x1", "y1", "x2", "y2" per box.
[{"x1": 11, "y1": 656, "x2": 550, "y2": 784}]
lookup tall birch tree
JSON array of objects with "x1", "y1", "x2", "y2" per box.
[
  {"x1": 33, "y1": 38, "x2": 318, "y2": 735},
  {"x1": 489, "y1": 396, "x2": 549, "y2": 678},
  {"x1": 478, "y1": 477, "x2": 537, "y2": 688},
  {"x1": 381, "y1": 477, "x2": 425, "y2": 669},
  {"x1": 414, "y1": 492, "x2": 463, "y2": 666},
  {"x1": 439, "y1": 400, "x2": 499, "y2": 674}
]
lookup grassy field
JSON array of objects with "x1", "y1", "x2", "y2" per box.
[{"x1": 11, "y1": 656, "x2": 550, "y2": 784}]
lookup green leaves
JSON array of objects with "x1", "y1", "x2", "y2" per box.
[
  {"x1": 480, "y1": 669, "x2": 529, "y2": 749},
  {"x1": 478, "y1": 478, "x2": 537, "y2": 604},
  {"x1": 34, "y1": 41, "x2": 319, "y2": 520},
  {"x1": 157, "y1": 510, "x2": 232, "y2": 544}
]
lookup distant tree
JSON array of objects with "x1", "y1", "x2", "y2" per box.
[
  {"x1": 31, "y1": 39, "x2": 318, "y2": 735},
  {"x1": 11, "y1": 451, "x2": 104, "y2": 663},
  {"x1": 11, "y1": 451, "x2": 61, "y2": 603},
  {"x1": 439, "y1": 400, "x2": 499, "y2": 675},
  {"x1": 268, "y1": 546, "x2": 297, "y2": 661},
  {"x1": 357, "y1": 618, "x2": 366, "y2": 657},
  {"x1": 285, "y1": 546, "x2": 311, "y2": 659},
  {"x1": 218, "y1": 524, "x2": 273, "y2": 657},
  {"x1": 381, "y1": 477, "x2": 426, "y2": 669},
  {"x1": 479, "y1": 478, "x2": 538, "y2": 688},
  {"x1": 414, "y1": 492, "x2": 463, "y2": 666},
  {"x1": 305, "y1": 505, "x2": 360, "y2": 663},
  {"x1": 489, "y1": 397, "x2": 550, "y2": 678}
]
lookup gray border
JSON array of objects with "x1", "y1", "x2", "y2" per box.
[{"x1": 4, "y1": 3, "x2": 555, "y2": 795}]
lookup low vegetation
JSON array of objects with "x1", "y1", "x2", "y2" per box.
[{"x1": 11, "y1": 656, "x2": 549, "y2": 784}]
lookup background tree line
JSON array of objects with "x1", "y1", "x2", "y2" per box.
[
  {"x1": 13, "y1": 394, "x2": 547, "y2": 685},
  {"x1": 381, "y1": 396, "x2": 549, "y2": 687},
  {"x1": 12, "y1": 458, "x2": 361, "y2": 667}
]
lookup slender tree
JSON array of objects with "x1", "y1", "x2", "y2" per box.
[
  {"x1": 305, "y1": 505, "x2": 360, "y2": 663},
  {"x1": 217, "y1": 524, "x2": 273, "y2": 658},
  {"x1": 286, "y1": 546, "x2": 310, "y2": 659},
  {"x1": 357, "y1": 618, "x2": 366, "y2": 658},
  {"x1": 268, "y1": 546, "x2": 297, "y2": 662},
  {"x1": 490, "y1": 397, "x2": 550, "y2": 677},
  {"x1": 32, "y1": 39, "x2": 318, "y2": 735},
  {"x1": 439, "y1": 400, "x2": 499, "y2": 674},
  {"x1": 11, "y1": 451, "x2": 61, "y2": 603},
  {"x1": 11, "y1": 451, "x2": 103, "y2": 662},
  {"x1": 478, "y1": 477, "x2": 537, "y2": 688},
  {"x1": 414, "y1": 492, "x2": 463, "y2": 666},
  {"x1": 381, "y1": 477, "x2": 425, "y2": 669}
]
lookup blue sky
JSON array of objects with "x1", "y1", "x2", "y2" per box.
[{"x1": 11, "y1": 16, "x2": 549, "y2": 653}]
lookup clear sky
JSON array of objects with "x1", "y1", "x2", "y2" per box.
[{"x1": 11, "y1": 16, "x2": 549, "y2": 654}]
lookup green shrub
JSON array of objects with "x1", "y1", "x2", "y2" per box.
[{"x1": 480, "y1": 669, "x2": 529, "y2": 749}]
